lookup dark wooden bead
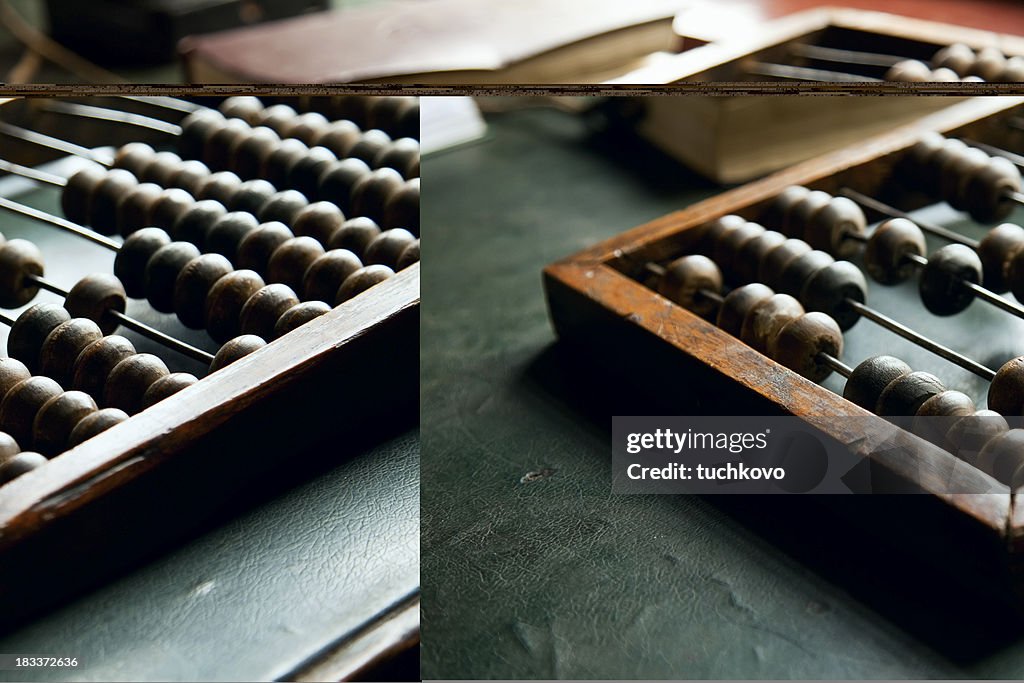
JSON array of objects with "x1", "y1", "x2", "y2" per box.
[
  {"x1": 285, "y1": 112, "x2": 330, "y2": 146},
  {"x1": 946, "y1": 410, "x2": 1008, "y2": 468},
  {"x1": 141, "y1": 372, "x2": 198, "y2": 409},
  {"x1": 115, "y1": 227, "x2": 172, "y2": 298},
  {"x1": 716, "y1": 283, "x2": 774, "y2": 336},
  {"x1": 919, "y1": 244, "x2": 983, "y2": 316},
  {"x1": 907, "y1": 132, "x2": 946, "y2": 172},
  {"x1": 864, "y1": 218, "x2": 927, "y2": 285},
  {"x1": 266, "y1": 237, "x2": 325, "y2": 292},
  {"x1": 766, "y1": 186, "x2": 810, "y2": 230},
  {"x1": 206, "y1": 211, "x2": 260, "y2": 262},
  {"x1": 303, "y1": 249, "x2": 362, "y2": 302},
  {"x1": 139, "y1": 150, "x2": 183, "y2": 188},
  {"x1": 735, "y1": 230, "x2": 787, "y2": 284},
  {"x1": 0, "y1": 452, "x2": 47, "y2": 485},
  {"x1": 758, "y1": 239, "x2": 812, "y2": 289},
  {"x1": 939, "y1": 145, "x2": 988, "y2": 210},
  {"x1": 0, "y1": 358, "x2": 31, "y2": 401},
  {"x1": 210, "y1": 334, "x2": 266, "y2": 373},
  {"x1": 0, "y1": 239, "x2": 43, "y2": 307},
  {"x1": 39, "y1": 318, "x2": 103, "y2": 386},
  {"x1": 368, "y1": 96, "x2": 416, "y2": 132},
  {"x1": 230, "y1": 126, "x2": 281, "y2": 179},
  {"x1": 229, "y1": 179, "x2": 277, "y2": 215},
  {"x1": 771, "y1": 312, "x2": 844, "y2": 382},
  {"x1": 739, "y1": 293, "x2": 804, "y2": 353},
  {"x1": 965, "y1": 156, "x2": 1021, "y2": 224},
  {"x1": 971, "y1": 46, "x2": 1007, "y2": 81},
  {"x1": 777, "y1": 249, "x2": 833, "y2": 297},
  {"x1": 326, "y1": 216, "x2": 380, "y2": 257},
  {"x1": 236, "y1": 222, "x2": 294, "y2": 275},
  {"x1": 203, "y1": 118, "x2": 251, "y2": 171},
  {"x1": 273, "y1": 301, "x2": 331, "y2": 339},
  {"x1": 348, "y1": 129, "x2": 392, "y2": 167},
  {"x1": 8, "y1": 304, "x2": 70, "y2": 373},
  {"x1": 911, "y1": 390, "x2": 977, "y2": 451},
  {"x1": 809, "y1": 196, "x2": 866, "y2": 258},
  {"x1": 61, "y1": 164, "x2": 107, "y2": 225},
  {"x1": 351, "y1": 168, "x2": 404, "y2": 222},
  {"x1": 174, "y1": 253, "x2": 234, "y2": 329},
  {"x1": 933, "y1": 43, "x2": 975, "y2": 76},
  {"x1": 396, "y1": 239, "x2": 420, "y2": 270},
  {"x1": 876, "y1": 371, "x2": 945, "y2": 417},
  {"x1": 196, "y1": 171, "x2": 242, "y2": 207},
  {"x1": 264, "y1": 138, "x2": 310, "y2": 189},
  {"x1": 67, "y1": 407, "x2": 128, "y2": 448},
  {"x1": 179, "y1": 108, "x2": 226, "y2": 160},
  {"x1": 65, "y1": 273, "x2": 127, "y2": 334},
  {"x1": 364, "y1": 228, "x2": 416, "y2": 270},
  {"x1": 104, "y1": 353, "x2": 169, "y2": 414},
  {"x1": 89, "y1": 169, "x2": 138, "y2": 235},
  {"x1": 657, "y1": 255, "x2": 722, "y2": 316},
  {"x1": 711, "y1": 222, "x2": 764, "y2": 280},
  {"x1": 258, "y1": 189, "x2": 308, "y2": 226},
  {"x1": 205, "y1": 270, "x2": 265, "y2": 343},
  {"x1": 149, "y1": 188, "x2": 195, "y2": 232},
  {"x1": 0, "y1": 431, "x2": 20, "y2": 462},
  {"x1": 383, "y1": 178, "x2": 419, "y2": 233},
  {"x1": 374, "y1": 137, "x2": 420, "y2": 178},
  {"x1": 293, "y1": 201, "x2": 345, "y2": 245},
  {"x1": 72, "y1": 335, "x2": 136, "y2": 402},
  {"x1": 314, "y1": 119, "x2": 361, "y2": 157},
  {"x1": 317, "y1": 158, "x2": 372, "y2": 214},
  {"x1": 172, "y1": 199, "x2": 228, "y2": 250},
  {"x1": 219, "y1": 96, "x2": 264, "y2": 124},
  {"x1": 256, "y1": 103, "x2": 298, "y2": 136},
  {"x1": 0, "y1": 376, "x2": 63, "y2": 447},
  {"x1": 289, "y1": 146, "x2": 337, "y2": 200},
  {"x1": 977, "y1": 429, "x2": 1024, "y2": 485},
  {"x1": 788, "y1": 189, "x2": 831, "y2": 237},
  {"x1": 33, "y1": 390, "x2": 97, "y2": 456},
  {"x1": 924, "y1": 138, "x2": 968, "y2": 190},
  {"x1": 801, "y1": 260, "x2": 868, "y2": 331},
  {"x1": 1000, "y1": 56, "x2": 1024, "y2": 82},
  {"x1": 395, "y1": 101, "x2": 419, "y2": 140},
  {"x1": 336, "y1": 265, "x2": 394, "y2": 305},
  {"x1": 145, "y1": 241, "x2": 202, "y2": 313},
  {"x1": 117, "y1": 182, "x2": 164, "y2": 237},
  {"x1": 842, "y1": 355, "x2": 912, "y2": 411},
  {"x1": 113, "y1": 141, "x2": 157, "y2": 177},
  {"x1": 989, "y1": 356, "x2": 1024, "y2": 415},
  {"x1": 239, "y1": 283, "x2": 300, "y2": 339},
  {"x1": 977, "y1": 223, "x2": 1024, "y2": 294},
  {"x1": 168, "y1": 159, "x2": 211, "y2": 197}
]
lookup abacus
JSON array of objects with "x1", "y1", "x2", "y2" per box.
[
  {"x1": 544, "y1": 95, "x2": 1024, "y2": 604},
  {"x1": 0, "y1": 95, "x2": 420, "y2": 628}
]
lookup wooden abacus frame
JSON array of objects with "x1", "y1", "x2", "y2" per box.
[{"x1": 543, "y1": 95, "x2": 1024, "y2": 606}]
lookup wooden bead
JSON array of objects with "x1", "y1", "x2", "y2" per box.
[
  {"x1": 374, "y1": 137, "x2": 420, "y2": 178},
  {"x1": 336, "y1": 265, "x2": 394, "y2": 304},
  {"x1": 777, "y1": 249, "x2": 833, "y2": 297},
  {"x1": 293, "y1": 201, "x2": 345, "y2": 245},
  {"x1": 169, "y1": 159, "x2": 211, "y2": 197},
  {"x1": 179, "y1": 108, "x2": 226, "y2": 160},
  {"x1": 801, "y1": 261, "x2": 868, "y2": 331},
  {"x1": 396, "y1": 239, "x2": 420, "y2": 270},
  {"x1": 770, "y1": 312, "x2": 843, "y2": 382},
  {"x1": 977, "y1": 223, "x2": 1024, "y2": 293},
  {"x1": 61, "y1": 164, "x2": 107, "y2": 225},
  {"x1": 364, "y1": 228, "x2": 416, "y2": 269},
  {"x1": 0, "y1": 358, "x2": 31, "y2": 401},
  {"x1": 946, "y1": 410, "x2": 1008, "y2": 468},
  {"x1": 327, "y1": 217, "x2": 381, "y2": 257},
  {"x1": 876, "y1": 371, "x2": 945, "y2": 417},
  {"x1": 657, "y1": 255, "x2": 722, "y2": 316},
  {"x1": 971, "y1": 46, "x2": 1007, "y2": 81},
  {"x1": 369, "y1": 96, "x2": 416, "y2": 131},
  {"x1": 117, "y1": 182, "x2": 164, "y2": 237},
  {"x1": 230, "y1": 126, "x2": 281, "y2": 179},
  {"x1": 141, "y1": 372, "x2": 198, "y2": 409},
  {"x1": 1000, "y1": 56, "x2": 1024, "y2": 82},
  {"x1": 72, "y1": 335, "x2": 136, "y2": 402},
  {"x1": 886, "y1": 59, "x2": 932, "y2": 82},
  {"x1": 383, "y1": 178, "x2": 419, "y2": 233},
  {"x1": 139, "y1": 150, "x2": 183, "y2": 188},
  {"x1": 734, "y1": 230, "x2": 786, "y2": 284},
  {"x1": 196, "y1": 171, "x2": 241, "y2": 208},
  {"x1": 351, "y1": 168, "x2": 404, "y2": 222},
  {"x1": 739, "y1": 293, "x2": 803, "y2": 353},
  {"x1": 145, "y1": 241, "x2": 202, "y2": 313},
  {"x1": 289, "y1": 146, "x2": 337, "y2": 200},
  {"x1": 0, "y1": 377, "x2": 63, "y2": 447},
  {"x1": 314, "y1": 119, "x2": 362, "y2": 157},
  {"x1": 113, "y1": 141, "x2": 156, "y2": 176},
  {"x1": 965, "y1": 156, "x2": 1021, "y2": 224},
  {"x1": 236, "y1": 222, "x2": 294, "y2": 275},
  {"x1": 939, "y1": 146, "x2": 988, "y2": 210},
  {"x1": 219, "y1": 96, "x2": 264, "y2": 124},
  {"x1": 977, "y1": 429, "x2": 1024, "y2": 486},
  {"x1": 210, "y1": 334, "x2": 266, "y2": 373},
  {"x1": 115, "y1": 227, "x2": 172, "y2": 299},
  {"x1": 149, "y1": 188, "x2": 196, "y2": 232},
  {"x1": 229, "y1": 179, "x2": 277, "y2": 216},
  {"x1": 919, "y1": 244, "x2": 982, "y2": 316},
  {"x1": 911, "y1": 390, "x2": 976, "y2": 450},
  {"x1": 842, "y1": 355, "x2": 912, "y2": 411},
  {"x1": 395, "y1": 101, "x2": 419, "y2": 139},
  {"x1": 206, "y1": 211, "x2": 260, "y2": 262},
  {"x1": 8, "y1": 304, "x2": 70, "y2": 373},
  {"x1": 39, "y1": 318, "x2": 104, "y2": 386},
  {"x1": 767, "y1": 186, "x2": 810, "y2": 229},
  {"x1": 303, "y1": 249, "x2": 362, "y2": 302},
  {"x1": 258, "y1": 189, "x2": 309, "y2": 226},
  {"x1": 988, "y1": 356, "x2": 1024, "y2": 415},
  {"x1": 933, "y1": 43, "x2": 975, "y2": 76},
  {"x1": 67, "y1": 407, "x2": 129, "y2": 447},
  {"x1": 286, "y1": 112, "x2": 331, "y2": 145},
  {"x1": 317, "y1": 158, "x2": 372, "y2": 214},
  {"x1": 907, "y1": 132, "x2": 946, "y2": 173},
  {"x1": 204, "y1": 118, "x2": 251, "y2": 171},
  {"x1": 256, "y1": 103, "x2": 298, "y2": 134},
  {"x1": 266, "y1": 237, "x2": 325, "y2": 292},
  {"x1": 0, "y1": 452, "x2": 47, "y2": 485},
  {"x1": 205, "y1": 269, "x2": 266, "y2": 343},
  {"x1": 239, "y1": 283, "x2": 299, "y2": 339},
  {"x1": 864, "y1": 218, "x2": 927, "y2": 285},
  {"x1": 711, "y1": 222, "x2": 764, "y2": 279},
  {"x1": 348, "y1": 130, "x2": 391, "y2": 167},
  {"x1": 809, "y1": 196, "x2": 866, "y2": 258},
  {"x1": 33, "y1": 390, "x2": 97, "y2": 456},
  {"x1": 65, "y1": 273, "x2": 127, "y2": 334},
  {"x1": 171, "y1": 198, "x2": 227, "y2": 249},
  {"x1": 173, "y1": 254, "x2": 234, "y2": 329},
  {"x1": 930, "y1": 67, "x2": 960, "y2": 82},
  {"x1": 716, "y1": 283, "x2": 773, "y2": 336},
  {"x1": 927, "y1": 138, "x2": 969, "y2": 190},
  {"x1": 788, "y1": 189, "x2": 831, "y2": 236},
  {"x1": 0, "y1": 239, "x2": 43, "y2": 307},
  {"x1": 0, "y1": 432, "x2": 20, "y2": 463},
  {"x1": 264, "y1": 138, "x2": 309, "y2": 189},
  {"x1": 758, "y1": 239, "x2": 811, "y2": 289},
  {"x1": 104, "y1": 354, "x2": 169, "y2": 414},
  {"x1": 89, "y1": 169, "x2": 138, "y2": 235},
  {"x1": 273, "y1": 301, "x2": 331, "y2": 339}
]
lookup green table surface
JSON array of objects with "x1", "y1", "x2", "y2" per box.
[{"x1": 420, "y1": 103, "x2": 1024, "y2": 679}]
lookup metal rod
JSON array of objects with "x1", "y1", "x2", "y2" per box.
[
  {"x1": 117, "y1": 95, "x2": 200, "y2": 114},
  {"x1": 25, "y1": 273, "x2": 67, "y2": 296},
  {"x1": 0, "y1": 310, "x2": 16, "y2": 327},
  {"x1": 107, "y1": 310, "x2": 214, "y2": 364},
  {"x1": 818, "y1": 352, "x2": 852, "y2": 378},
  {"x1": 1009, "y1": 191, "x2": 1024, "y2": 207},
  {"x1": 645, "y1": 262, "x2": 666, "y2": 278},
  {"x1": 0, "y1": 196, "x2": 120, "y2": 251},
  {"x1": 744, "y1": 62, "x2": 883, "y2": 82},
  {"x1": 965, "y1": 281, "x2": 1024, "y2": 319},
  {"x1": 0, "y1": 121, "x2": 112, "y2": 166},
  {"x1": 0, "y1": 159, "x2": 67, "y2": 187},
  {"x1": 38, "y1": 101, "x2": 182, "y2": 136},
  {"x1": 840, "y1": 187, "x2": 980, "y2": 249},
  {"x1": 789, "y1": 43, "x2": 903, "y2": 68},
  {"x1": 699, "y1": 288, "x2": 724, "y2": 304}
]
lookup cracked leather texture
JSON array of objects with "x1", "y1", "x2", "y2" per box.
[
  {"x1": 0, "y1": 430, "x2": 419, "y2": 682},
  {"x1": 421, "y1": 107, "x2": 1024, "y2": 679}
]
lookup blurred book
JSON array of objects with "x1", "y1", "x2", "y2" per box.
[{"x1": 421, "y1": 97, "x2": 487, "y2": 155}]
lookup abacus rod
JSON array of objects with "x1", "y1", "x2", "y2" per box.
[
  {"x1": 0, "y1": 310, "x2": 15, "y2": 327},
  {"x1": 839, "y1": 187, "x2": 980, "y2": 249},
  {"x1": 1009, "y1": 191, "x2": 1024, "y2": 207},
  {"x1": 645, "y1": 262, "x2": 666, "y2": 278},
  {"x1": 0, "y1": 121, "x2": 112, "y2": 166},
  {"x1": 0, "y1": 197, "x2": 120, "y2": 251},
  {"x1": 106, "y1": 311, "x2": 215, "y2": 365},
  {"x1": 38, "y1": 101, "x2": 182, "y2": 136},
  {"x1": 817, "y1": 352, "x2": 852, "y2": 378},
  {"x1": 788, "y1": 43, "x2": 904, "y2": 68},
  {"x1": 965, "y1": 281, "x2": 1024, "y2": 319},
  {"x1": 845, "y1": 299, "x2": 996, "y2": 381},
  {"x1": 744, "y1": 62, "x2": 883, "y2": 82},
  {"x1": 961, "y1": 138, "x2": 1024, "y2": 169},
  {"x1": 117, "y1": 95, "x2": 201, "y2": 114},
  {"x1": 0, "y1": 159, "x2": 67, "y2": 187},
  {"x1": 25, "y1": 274, "x2": 66, "y2": 297}
]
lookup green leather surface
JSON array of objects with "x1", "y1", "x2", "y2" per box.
[{"x1": 420, "y1": 104, "x2": 1024, "y2": 679}]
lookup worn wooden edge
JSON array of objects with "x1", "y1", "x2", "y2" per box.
[{"x1": 0, "y1": 263, "x2": 420, "y2": 550}]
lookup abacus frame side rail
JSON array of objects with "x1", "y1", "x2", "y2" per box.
[{"x1": 0, "y1": 262, "x2": 420, "y2": 549}]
